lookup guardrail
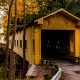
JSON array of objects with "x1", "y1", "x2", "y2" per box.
[
  {"x1": 26, "y1": 64, "x2": 61, "y2": 80},
  {"x1": 51, "y1": 66, "x2": 61, "y2": 80}
]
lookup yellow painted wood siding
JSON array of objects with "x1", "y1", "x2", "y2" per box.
[
  {"x1": 75, "y1": 29, "x2": 80, "y2": 57},
  {"x1": 14, "y1": 31, "x2": 23, "y2": 57},
  {"x1": 9, "y1": 12, "x2": 80, "y2": 65},
  {"x1": 10, "y1": 27, "x2": 35, "y2": 64},
  {"x1": 34, "y1": 27, "x2": 41, "y2": 64},
  {"x1": 26, "y1": 27, "x2": 34, "y2": 64},
  {"x1": 42, "y1": 14, "x2": 75, "y2": 30},
  {"x1": 70, "y1": 31, "x2": 75, "y2": 56}
]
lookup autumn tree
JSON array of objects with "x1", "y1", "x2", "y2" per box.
[
  {"x1": 3, "y1": 0, "x2": 14, "y2": 80},
  {"x1": 9, "y1": 0, "x2": 17, "y2": 79},
  {"x1": 11, "y1": 0, "x2": 39, "y2": 78},
  {"x1": 1, "y1": 0, "x2": 80, "y2": 79}
]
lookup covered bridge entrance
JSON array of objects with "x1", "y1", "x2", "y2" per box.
[
  {"x1": 41, "y1": 30, "x2": 71, "y2": 59},
  {"x1": 11, "y1": 9, "x2": 80, "y2": 65},
  {"x1": 34, "y1": 9, "x2": 80, "y2": 64}
]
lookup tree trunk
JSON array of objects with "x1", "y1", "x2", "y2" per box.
[
  {"x1": 23, "y1": 0, "x2": 26, "y2": 78},
  {"x1": 4, "y1": 0, "x2": 14, "y2": 80},
  {"x1": 9, "y1": 0, "x2": 17, "y2": 79}
]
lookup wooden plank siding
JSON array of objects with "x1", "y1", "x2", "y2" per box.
[
  {"x1": 34, "y1": 27, "x2": 41, "y2": 64},
  {"x1": 9, "y1": 26, "x2": 35, "y2": 64},
  {"x1": 75, "y1": 29, "x2": 80, "y2": 57},
  {"x1": 42, "y1": 14, "x2": 75, "y2": 30},
  {"x1": 9, "y1": 9, "x2": 80, "y2": 65},
  {"x1": 70, "y1": 31, "x2": 75, "y2": 56}
]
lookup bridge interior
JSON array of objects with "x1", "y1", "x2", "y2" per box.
[{"x1": 41, "y1": 30, "x2": 70, "y2": 59}]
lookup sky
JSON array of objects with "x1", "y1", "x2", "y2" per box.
[
  {"x1": 0, "y1": 9, "x2": 4, "y2": 18},
  {"x1": 0, "y1": 9, "x2": 5, "y2": 34},
  {"x1": 0, "y1": 9, "x2": 5, "y2": 43}
]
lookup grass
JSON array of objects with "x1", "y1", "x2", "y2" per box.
[
  {"x1": 60, "y1": 73, "x2": 65, "y2": 80},
  {"x1": 0, "y1": 66, "x2": 4, "y2": 80}
]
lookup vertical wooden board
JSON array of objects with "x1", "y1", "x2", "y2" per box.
[
  {"x1": 75, "y1": 29, "x2": 80, "y2": 57},
  {"x1": 25, "y1": 27, "x2": 34, "y2": 64},
  {"x1": 42, "y1": 14, "x2": 75, "y2": 30},
  {"x1": 43, "y1": 18, "x2": 48, "y2": 28},
  {"x1": 34, "y1": 27, "x2": 41, "y2": 64},
  {"x1": 13, "y1": 31, "x2": 23, "y2": 58},
  {"x1": 70, "y1": 31, "x2": 75, "y2": 56}
]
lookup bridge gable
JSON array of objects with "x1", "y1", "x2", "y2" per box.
[
  {"x1": 35, "y1": 8, "x2": 80, "y2": 30},
  {"x1": 42, "y1": 14, "x2": 75, "y2": 30}
]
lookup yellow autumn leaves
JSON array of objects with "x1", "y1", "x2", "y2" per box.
[
  {"x1": 26, "y1": 0, "x2": 39, "y2": 14},
  {"x1": 11, "y1": 0, "x2": 39, "y2": 18},
  {"x1": 11, "y1": 0, "x2": 24, "y2": 18},
  {"x1": 2, "y1": 14, "x2": 8, "y2": 29},
  {"x1": 2, "y1": 0, "x2": 39, "y2": 29}
]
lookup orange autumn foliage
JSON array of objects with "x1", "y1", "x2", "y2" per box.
[
  {"x1": 11, "y1": 0, "x2": 39, "y2": 18},
  {"x1": 2, "y1": 0, "x2": 39, "y2": 31}
]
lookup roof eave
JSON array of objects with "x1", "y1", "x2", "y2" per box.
[{"x1": 35, "y1": 8, "x2": 80, "y2": 23}]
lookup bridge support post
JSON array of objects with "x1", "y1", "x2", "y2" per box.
[{"x1": 34, "y1": 27, "x2": 41, "y2": 64}]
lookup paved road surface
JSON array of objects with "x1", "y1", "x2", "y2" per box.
[
  {"x1": 52, "y1": 59, "x2": 80, "y2": 80},
  {"x1": 27, "y1": 58, "x2": 80, "y2": 80}
]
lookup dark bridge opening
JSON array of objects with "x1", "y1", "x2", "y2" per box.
[{"x1": 41, "y1": 30, "x2": 70, "y2": 59}]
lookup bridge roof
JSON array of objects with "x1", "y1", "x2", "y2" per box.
[{"x1": 35, "y1": 8, "x2": 80, "y2": 23}]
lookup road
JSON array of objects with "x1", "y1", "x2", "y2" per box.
[
  {"x1": 26, "y1": 58, "x2": 80, "y2": 80},
  {"x1": 52, "y1": 59, "x2": 80, "y2": 80}
]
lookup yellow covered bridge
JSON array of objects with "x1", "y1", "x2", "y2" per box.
[{"x1": 9, "y1": 8, "x2": 80, "y2": 65}]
